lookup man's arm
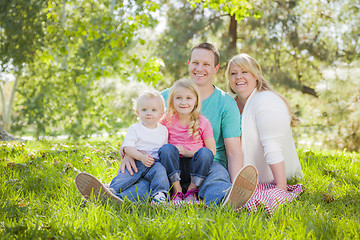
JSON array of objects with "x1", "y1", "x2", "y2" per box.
[
  {"x1": 118, "y1": 154, "x2": 138, "y2": 175},
  {"x1": 118, "y1": 146, "x2": 138, "y2": 175},
  {"x1": 224, "y1": 136, "x2": 243, "y2": 182}
]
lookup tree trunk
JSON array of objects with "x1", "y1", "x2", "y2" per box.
[
  {"x1": 4, "y1": 77, "x2": 18, "y2": 130},
  {"x1": 228, "y1": 14, "x2": 237, "y2": 53},
  {"x1": 0, "y1": 125, "x2": 17, "y2": 141},
  {"x1": 0, "y1": 84, "x2": 5, "y2": 122}
]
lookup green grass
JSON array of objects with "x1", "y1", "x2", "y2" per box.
[{"x1": 1, "y1": 140, "x2": 359, "y2": 239}]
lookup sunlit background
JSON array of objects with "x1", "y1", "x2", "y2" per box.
[{"x1": 0, "y1": 0, "x2": 359, "y2": 152}]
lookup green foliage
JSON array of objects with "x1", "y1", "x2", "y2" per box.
[
  {"x1": 0, "y1": 0, "x2": 48, "y2": 70},
  {"x1": 314, "y1": 64, "x2": 360, "y2": 152},
  {"x1": 0, "y1": 140, "x2": 359, "y2": 239},
  {"x1": 188, "y1": 0, "x2": 255, "y2": 21},
  {"x1": 155, "y1": 1, "x2": 212, "y2": 83},
  {"x1": 1, "y1": 0, "x2": 164, "y2": 139}
]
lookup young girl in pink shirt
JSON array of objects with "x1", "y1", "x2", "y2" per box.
[{"x1": 159, "y1": 78, "x2": 216, "y2": 202}]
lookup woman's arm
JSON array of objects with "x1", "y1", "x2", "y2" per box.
[
  {"x1": 269, "y1": 161, "x2": 287, "y2": 191},
  {"x1": 255, "y1": 93, "x2": 290, "y2": 190}
]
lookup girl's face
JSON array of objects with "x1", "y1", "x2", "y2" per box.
[
  {"x1": 229, "y1": 63, "x2": 257, "y2": 100},
  {"x1": 173, "y1": 87, "x2": 197, "y2": 116}
]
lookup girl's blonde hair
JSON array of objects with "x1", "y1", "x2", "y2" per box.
[
  {"x1": 226, "y1": 53, "x2": 299, "y2": 127},
  {"x1": 167, "y1": 78, "x2": 202, "y2": 139}
]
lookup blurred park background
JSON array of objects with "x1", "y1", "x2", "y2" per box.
[{"x1": 0, "y1": 0, "x2": 359, "y2": 152}]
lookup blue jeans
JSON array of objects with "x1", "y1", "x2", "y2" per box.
[
  {"x1": 158, "y1": 144, "x2": 214, "y2": 190},
  {"x1": 198, "y1": 161, "x2": 232, "y2": 206},
  {"x1": 109, "y1": 160, "x2": 169, "y2": 202}
]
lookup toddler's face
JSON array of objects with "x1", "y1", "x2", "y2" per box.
[{"x1": 136, "y1": 97, "x2": 164, "y2": 128}]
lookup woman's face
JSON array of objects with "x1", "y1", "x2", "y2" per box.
[{"x1": 229, "y1": 63, "x2": 257, "y2": 100}]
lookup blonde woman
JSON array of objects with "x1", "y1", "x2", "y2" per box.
[
  {"x1": 159, "y1": 79, "x2": 216, "y2": 202},
  {"x1": 226, "y1": 53, "x2": 302, "y2": 189},
  {"x1": 226, "y1": 53, "x2": 304, "y2": 212}
]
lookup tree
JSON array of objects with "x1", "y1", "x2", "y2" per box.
[
  {"x1": 0, "y1": 0, "x2": 50, "y2": 140},
  {"x1": 188, "y1": 0, "x2": 256, "y2": 53},
  {"x1": 1, "y1": 0, "x2": 163, "y2": 140}
]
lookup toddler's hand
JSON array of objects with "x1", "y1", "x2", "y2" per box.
[{"x1": 141, "y1": 154, "x2": 154, "y2": 167}]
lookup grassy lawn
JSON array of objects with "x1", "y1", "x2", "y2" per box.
[{"x1": 1, "y1": 139, "x2": 359, "y2": 239}]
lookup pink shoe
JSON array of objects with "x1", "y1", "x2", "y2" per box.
[
  {"x1": 184, "y1": 188, "x2": 199, "y2": 202},
  {"x1": 171, "y1": 192, "x2": 184, "y2": 201}
]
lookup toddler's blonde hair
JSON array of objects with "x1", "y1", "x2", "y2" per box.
[{"x1": 133, "y1": 89, "x2": 165, "y2": 113}]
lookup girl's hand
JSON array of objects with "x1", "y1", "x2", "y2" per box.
[
  {"x1": 175, "y1": 145, "x2": 194, "y2": 158},
  {"x1": 140, "y1": 154, "x2": 154, "y2": 167},
  {"x1": 175, "y1": 145, "x2": 185, "y2": 156}
]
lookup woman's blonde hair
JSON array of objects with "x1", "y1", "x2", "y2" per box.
[
  {"x1": 226, "y1": 53, "x2": 299, "y2": 127},
  {"x1": 167, "y1": 78, "x2": 202, "y2": 139}
]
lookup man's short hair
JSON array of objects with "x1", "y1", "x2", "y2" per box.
[{"x1": 190, "y1": 42, "x2": 220, "y2": 66}]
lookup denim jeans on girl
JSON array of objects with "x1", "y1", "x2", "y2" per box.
[
  {"x1": 109, "y1": 159, "x2": 169, "y2": 201},
  {"x1": 158, "y1": 144, "x2": 214, "y2": 191}
]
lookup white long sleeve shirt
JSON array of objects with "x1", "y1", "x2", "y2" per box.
[{"x1": 241, "y1": 89, "x2": 303, "y2": 183}]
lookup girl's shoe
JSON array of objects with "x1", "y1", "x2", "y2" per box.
[
  {"x1": 184, "y1": 188, "x2": 199, "y2": 202},
  {"x1": 171, "y1": 192, "x2": 184, "y2": 201},
  {"x1": 75, "y1": 172, "x2": 123, "y2": 205}
]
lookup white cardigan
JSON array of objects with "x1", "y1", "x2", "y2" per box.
[{"x1": 241, "y1": 89, "x2": 303, "y2": 183}]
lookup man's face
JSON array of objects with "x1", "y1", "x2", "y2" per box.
[{"x1": 188, "y1": 48, "x2": 219, "y2": 87}]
